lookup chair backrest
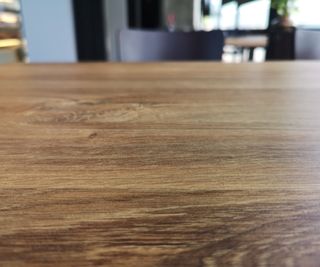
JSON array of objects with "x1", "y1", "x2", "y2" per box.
[
  {"x1": 119, "y1": 30, "x2": 224, "y2": 62},
  {"x1": 295, "y1": 29, "x2": 320, "y2": 60}
]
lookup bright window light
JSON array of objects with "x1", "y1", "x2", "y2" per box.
[
  {"x1": 238, "y1": 0, "x2": 270, "y2": 30},
  {"x1": 220, "y1": 1, "x2": 238, "y2": 30},
  {"x1": 292, "y1": 0, "x2": 320, "y2": 27}
]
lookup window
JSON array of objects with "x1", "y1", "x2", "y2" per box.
[
  {"x1": 292, "y1": 0, "x2": 320, "y2": 27},
  {"x1": 203, "y1": 0, "x2": 270, "y2": 30},
  {"x1": 238, "y1": 0, "x2": 270, "y2": 30},
  {"x1": 220, "y1": 1, "x2": 238, "y2": 29}
]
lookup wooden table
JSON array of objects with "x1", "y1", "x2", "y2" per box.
[
  {"x1": 225, "y1": 35, "x2": 268, "y2": 49},
  {"x1": 1, "y1": 62, "x2": 320, "y2": 266},
  {"x1": 225, "y1": 35, "x2": 269, "y2": 61}
]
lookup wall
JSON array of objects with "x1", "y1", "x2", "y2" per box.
[
  {"x1": 20, "y1": 0, "x2": 77, "y2": 63},
  {"x1": 104, "y1": 0, "x2": 128, "y2": 61}
]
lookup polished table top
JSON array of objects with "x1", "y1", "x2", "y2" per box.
[{"x1": 1, "y1": 62, "x2": 320, "y2": 266}]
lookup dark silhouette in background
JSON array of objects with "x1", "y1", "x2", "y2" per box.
[
  {"x1": 73, "y1": 0, "x2": 107, "y2": 61},
  {"x1": 119, "y1": 29, "x2": 224, "y2": 62}
]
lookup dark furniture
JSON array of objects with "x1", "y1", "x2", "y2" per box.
[
  {"x1": 119, "y1": 30, "x2": 224, "y2": 62},
  {"x1": 295, "y1": 28, "x2": 320, "y2": 60},
  {"x1": 266, "y1": 26, "x2": 295, "y2": 60}
]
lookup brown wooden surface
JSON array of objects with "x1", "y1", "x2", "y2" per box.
[
  {"x1": 1, "y1": 62, "x2": 320, "y2": 266},
  {"x1": 225, "y1": 35, "x2": 268, "y2": 48}
]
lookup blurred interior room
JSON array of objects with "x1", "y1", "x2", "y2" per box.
[{"x1": 1, "y1": 0, "x2": 320, "y2": 64}]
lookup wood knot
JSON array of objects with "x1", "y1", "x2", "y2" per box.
[{"x1": 88, "y1": 133, "x2": 98, "y2": 139}]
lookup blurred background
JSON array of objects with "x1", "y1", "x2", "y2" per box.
[{"x1": 0, "y1": 0, "x2": 319, "y2": 64}]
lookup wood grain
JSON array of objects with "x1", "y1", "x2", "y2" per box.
[{"x1": 1, "y1": 62, "x2": 320, "y2": 266}]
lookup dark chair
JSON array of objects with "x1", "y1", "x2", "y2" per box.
[
  {"x1": 119, "y1": 30, "x2": 224, "y2": 62},
  {"x1": 295, "y1": 29, "x2": 320, "y2": 60},
  {"x1": 266, "y1": 27, "x2": 295, "y2": 60}
]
